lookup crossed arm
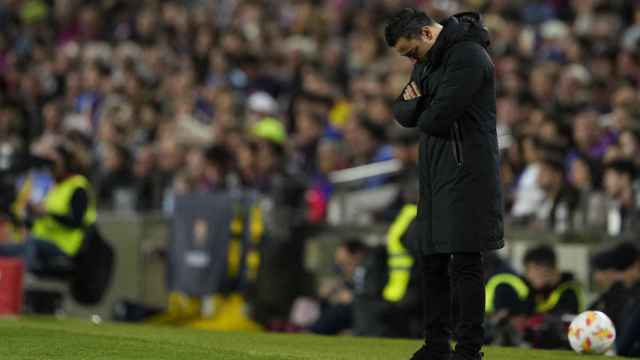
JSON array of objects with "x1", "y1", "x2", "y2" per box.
[{"x1": 391, "y1": 42, "x2": 488, "y2": 136}]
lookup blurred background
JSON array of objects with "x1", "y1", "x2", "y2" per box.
[{"x1": 0, "y1": 0, "x2": 639, "y2": 354}]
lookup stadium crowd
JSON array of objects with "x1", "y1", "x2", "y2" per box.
[
  {"x1": 0, "y1": 0, "x2": 640, "y2": 354},
  {"x1": 1, "y1": 0, "x2": 640, "y2": 236}
]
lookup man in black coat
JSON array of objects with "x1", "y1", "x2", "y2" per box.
[{"x1": 384, "y1": 8, "x2": 504, "y2": 360}]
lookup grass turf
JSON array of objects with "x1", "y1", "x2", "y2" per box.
[{"x1": 0, "y1": 317, "x2": 623, "y2": 360}]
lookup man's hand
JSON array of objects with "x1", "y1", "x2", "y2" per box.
[
  {"x1": 402, "y1": 81, "x2": 421, "y2": 100},
  {"x1": 335, "y1": 288, "x2": 354, "y2": 304}
]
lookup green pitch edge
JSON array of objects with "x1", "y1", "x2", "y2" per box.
[{"x1": 0, "y1": 317, "x2": 624, "y2": 360}]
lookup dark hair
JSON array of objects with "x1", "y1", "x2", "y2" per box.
[
  {"x1": 205, "y1": 144, "x2": 231, "y2": 172},
  {"x1": 605, "y1": 159, "x2": 636, "y2": 180},
  {"x1": 54, "y1": 144, "x2": 75, "y2": 173},
  {"x1": 358, "y1": 117, "x2": 387, "y2": 142},
  {"x1": 112, "y1": 143, "x2": 132, "y2": 165},
  {"x1": 539, "y1": 150, "x2": 565, "y2": 175},
  {"x1": 341, "y1": 237, "x2": 368, "y2": 255},
  {"x1": 592, "y1": 242, "x2": 639, "y2": 271},
  {"x1": 524, "y1": 244, "x2": 557, "y2": 269},
  {"x1": 384, "y1": 8, "x2": 435, "y2": 47}
]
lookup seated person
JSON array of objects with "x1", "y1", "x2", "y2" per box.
[
  {"x1": 521, "y1": 245, "x2": 585, "y2": 349},
  {"x1": 485, "y1": 253, "x2": 533, "y2": 317},
  {"x1": 0, "y1": 144, "x2": 96, "y2": 273},
  {"x1": 533, "y1": 152, "x2": 579, "y2": 234},
  {"x1": 524, "y1": 244, "x2": 584, "y2": 316},
  {"x1": 309, "y1": 239, "x2": 368, "y2": 335},
  {"x1": 484, "y1": 253, "x2": 534, "y2": 346},
  {"x1": 354, "y1": 204, "x2": 422, "y2": 338},
  {"x1": 307, "y1": 206, "x2": 423, "y2": 338},
  {"x1": 589, "y1": 242, "x2": 640, "y2": 357}
]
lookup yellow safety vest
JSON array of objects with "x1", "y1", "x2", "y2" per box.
[
  {"x1": 31, "y1": 175, "x2": 97, "y2": 256},
  {"x1": 227, "y1": 203, "x2": 263, "y2": 281},
  {"x1": 536, "y1": 281, "x2": 585, "y2": 314},
  {"x1": 485, "y1": 273, "x2": 530, "y2": 314},
  {"x1": 11, "y1": 173, "x2": 34, "y2": 242},
  {"x1": 383, "y1": 204, "x2": 417, "y2": 302}
]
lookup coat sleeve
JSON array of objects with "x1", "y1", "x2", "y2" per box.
[
  {"x1": 50, "y1": 188, "x2": 88, "y2": 228},
  {"x1": 391, "y1": 83, "x2": 425, "y2": 128},
  {"x1": 417, "y1": 42, "x2": 488, "y2": 136}
]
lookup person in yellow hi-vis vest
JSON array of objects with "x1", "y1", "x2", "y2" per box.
[
  {"x1": 483, "y1": 258, "x2": 534, "y2": 346},
  {"x1": 381, "y1": 203, "x2": 422, "y2": 338},
  {"x1": 353, "y1": 204, "x2": 422, "y2": 338},
  {"x1": 383, "y1": 204, "x2": 417, "y2": 304},
  {"x1": 523, "y1": 245, "x2": 585, "y2": 316},
  {"x1": 0, "y1": 145, "x2": 96, "y2": 272}
]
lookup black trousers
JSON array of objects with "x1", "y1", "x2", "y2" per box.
[{"x1": 421, "y1": 253, "x2": 484, "y2": 355}]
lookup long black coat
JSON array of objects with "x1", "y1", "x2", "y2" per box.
[{"x1": 392, "y1": 13, "x2": 504, "y2": 255}]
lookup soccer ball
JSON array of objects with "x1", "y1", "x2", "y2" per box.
[{"x1": 568, "y1": 311, "x2": 616, "y2": 354}]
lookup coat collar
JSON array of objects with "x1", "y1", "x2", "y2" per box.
[{"x1": 424, "y1": 12, "x2": 490, "y2": 68}]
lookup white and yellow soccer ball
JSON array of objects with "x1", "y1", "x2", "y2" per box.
[{"x1": 568, "y1": 311, "x2": 616, "y2": 354}]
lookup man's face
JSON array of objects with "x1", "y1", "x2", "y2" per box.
[
  {"x1": 45, "y1": 148, "x2": 66, "y2": 179},
  {"x1": 593, "y1": 269, "x2": 621, "y2": 291},
  {"x1": 393, "y1": 27, "x2": 435, "y2": 64},
  {"x1": 335, "y1": 246, "x2": 361, "y2": 279},
  {"x1": 525, "y1": 263, "x2": 556, "y2": 290},
  {"x1": 573, "y1": 113, "x2": 598, "y2": 149},
  {"x1": 604, "y1": 169, "x2": 625, "y2": 197},
  {"x1": 256, "y1": 140, "x2": 277, "y2": 175},
  {"x1": 536, "y1": 163, "x2": 561, "y2": 193}
]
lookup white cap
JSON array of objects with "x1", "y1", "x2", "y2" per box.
[
  {"x1": 247, "y1": 91, "x2": 278, "y2": 115},
  {"x1": 541, "y1": 20, "x2": 569, "y2": 40},
  {"x1": 564, "y1": 63, "x2": 591, "y2": 85}
]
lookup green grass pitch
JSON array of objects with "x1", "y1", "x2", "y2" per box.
[{"x1": 0, "y1": 317, "x2": 624, "y2": 359}]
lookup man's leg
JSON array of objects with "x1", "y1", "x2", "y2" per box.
[
  {"x1": 421, "y1": 253, "x2": 452, "y2": 353},
  {"x1": 0, "y1": 243, "x2": 26, "y2": 258},
  {"x1": 27, "y1": 237, "x2": 71, "y2": 272},
  {"x1": 451, "y1": 253, "x2": 484, "y2": 357}
]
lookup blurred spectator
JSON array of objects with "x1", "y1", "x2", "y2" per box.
[
  {"x1": 0, "y1": 144, "x2": 96, "y2": 272},
  {"x1": 511, "y1": 136, "x2": 546, "y2": 223},
  {"x1": 305, "y1": 139, "x2": 345, "y2": 224},
  {"x1": 533, "y1": 152, "x2": 579, "y2": 234},
  {"x1": 247, "y1": 91, "x2": 279, "y2": 129},
  {"x1": 97, "y1": 142, "x2": 133, "y2": 210},
  {"x1": 292, "y1": 111, "x2": 326, "y2": 177},
  {"x1": 203, "y1": 144, "x2": 232, "y2": 191},
  {"x1": 343, "y1": 117, "x2": 394, "y2": 188},
  {"x1": 309, "y1": 239, "x2": 367, "y2": 335},
  {"x1": 523, "y1": 245, "x2": 584, "y2": 316},
  {"x1": 603, "y1": 160, "x2": 640, "y2": 238},
  {"x1": 569, "y1": 155, "x2": 607, "y2": 231},
  {"x1": 132, "y1": 145, "x2": 159, "y2": 212},
  {"x1": 249, "y1": 119, "x2": 311, "y2": 326},
  {"x1": 381, "y1": 127, "x2": 419, "y2": 221},
  {"x1": 566, "y1": 110, "x2": 613, "y2": 176},
  {"x1": 353, "y1": 206, "x2": 422, "y2": 339},
  {"x1": 484, "y1": 253, "x2": 534, "y2": 346},
  {"x1": 619, "y1": 129, "x2": 640, "y2": 168}
]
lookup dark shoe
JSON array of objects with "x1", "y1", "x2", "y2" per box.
[
  {"x1": 410, "y1": 345, "x2": 451, "y2": 360},
  {"x1": 451, "y1": 351, "x2": 483, "y2": 360}
]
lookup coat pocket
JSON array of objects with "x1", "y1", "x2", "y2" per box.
[{"x1": 450, "y1": 121, "x2": 464, "y2": 166}]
